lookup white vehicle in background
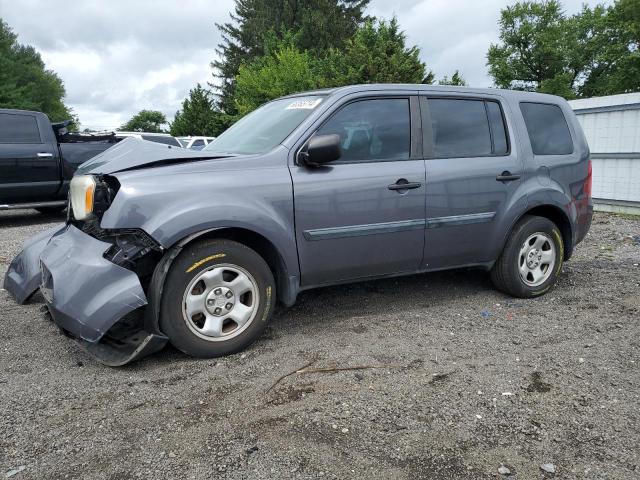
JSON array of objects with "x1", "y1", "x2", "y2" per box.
[
  {"x1": 115, "y1": 131, "x2": 182, "y2": 147},
  {"x1": 177, "y1": 136, "x2": 216, "y2": 150}
]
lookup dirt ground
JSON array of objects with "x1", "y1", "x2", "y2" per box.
[{"x1": 0, "y1": 209, "x2": 638, "y2": 480}]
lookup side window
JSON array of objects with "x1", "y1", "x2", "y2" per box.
[
  {"x1": 486, "y1": 101, "x2": 508, "y2": 155},
  {"x1": 520, "y1": 102, "x2": 573, "y2": 155},
  {"x1": 0, "y1": 113, "x2": 41, "y2": 143},
  {"x1": 141, "y1": 135, "x2": 182, "y2": 147},
  {"x1": 428, "y1": 99, "x2": 492, "y2": 158},
  {"x1": 316, "y1": 98, "x2": 410, "y2": 163}
]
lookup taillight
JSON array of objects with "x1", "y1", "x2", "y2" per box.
[{"x1": 584, "y1": 159, "x2": 592, "y2": 198}]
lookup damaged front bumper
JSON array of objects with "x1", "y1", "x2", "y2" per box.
[{"x1": 3, "y1": 224, "x2": 167, "y2": 366}]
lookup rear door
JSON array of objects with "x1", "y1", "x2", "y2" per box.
[
  {"x1": 0, "y1": 112, "x2": 60, "y2": 204},
  {"x1": 291, "y1": 95, "x2": 426, "y2": 286},
  {"x1": 421, "y1": 95, "x2": 524, "y2": 269}
]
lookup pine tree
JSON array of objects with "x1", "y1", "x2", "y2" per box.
[
  {"x1": 212, "y1": 0, "x2": 370, "y2": 116},
  {"x1": 170, "y1": 84, "x2": 221, "y2": 136},
  {"x1": 438, "y1": 70, "x2": 466, "y2": 86}
]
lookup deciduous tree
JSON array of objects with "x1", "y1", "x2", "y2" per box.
[
  {"x1": 487, "y1": 1, "x2": 573, "y2": 95},
  {"x1": 119, "y1": 110, "x2": 167, "y2": 133},
  {"x1": 0, "y1": 19, "x2": 76, "y2": 124},
  {"x1": 487, "y1": 0, "x2": 640, "y2": 98}
]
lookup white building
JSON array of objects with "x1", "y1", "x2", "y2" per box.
[{"x1": 569, "y1": 93, "x2": 640, "y2": 214}]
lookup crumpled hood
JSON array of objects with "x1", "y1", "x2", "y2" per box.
[{"x1": 76, "y1": 137, "x2": 232, "y2": 175}]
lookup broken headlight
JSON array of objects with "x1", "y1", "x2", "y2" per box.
[
  {"x1": 69, "y1": 175, "x2": 96, "y2": 220},
  {"x1": 69, "y1": 175, "x2": 119, "y2": 222}
]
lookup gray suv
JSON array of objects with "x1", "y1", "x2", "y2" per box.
[{"x1": 4, "y1": 84, "x2": 593, "y2": 365}]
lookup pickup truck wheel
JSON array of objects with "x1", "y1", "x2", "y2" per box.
[
  {"x1": 490, "y1": 215, "x2": 564, "y2": 298},
  {"x1": 160, "y1": 239, "x2": 276, "y2": 358},
  {"x1": 35, "y1": 206, "x2": 65, "y2": 214}
]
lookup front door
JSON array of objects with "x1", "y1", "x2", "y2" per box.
[
  {"x1": 420, "y1": 96, "x2": 524, "y2": 269},
  {"x1": 291, "y1": 97, "x2": 426, "y2": 286}
]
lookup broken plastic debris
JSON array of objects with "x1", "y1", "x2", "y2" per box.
[
  {"x1": 6, "y1": 466, "x2": 26, "y2": 478},
  {"x1": 540, "y1": 463, "x2": 556, "y2": 474}
]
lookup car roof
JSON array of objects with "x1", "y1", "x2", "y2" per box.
[
  {"x1": 0, "y1": 108, "x2": 47, "y2": 115},
  {"x1": 283, "y1": 83, "x2": 566, "y2": 103}
]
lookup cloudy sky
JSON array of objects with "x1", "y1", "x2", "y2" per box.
[{"x1": 1, "y1": 0, "x2": 611, "y2": 130}]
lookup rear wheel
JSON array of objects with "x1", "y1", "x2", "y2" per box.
[
  {"x1": 160, "y1": 239, "x2": 276, "y2": 358},
  {"x1": 490, "y1": 215, "x2": 564, "y2": 298}
]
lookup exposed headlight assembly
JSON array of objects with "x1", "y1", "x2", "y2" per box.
[{"x1": 69, "y1": 175, "x2": 96, "y2": 221}]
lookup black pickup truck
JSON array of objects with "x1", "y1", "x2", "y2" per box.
[{"x1": 0, "y1": 109, "x2": 118, "y2": 213}]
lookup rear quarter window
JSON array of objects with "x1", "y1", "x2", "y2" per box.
[
  {"x1": 520, "y1": 102, "x2": 573, "y2": 155},
  {"x1": 0, "y1": 113, "x2": 41, "y2": 143}
]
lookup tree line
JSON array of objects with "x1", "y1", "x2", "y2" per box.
[
  {"x1": 172, "y1": 0, "x2": 466, "y2": 136},
  {"x1": 0, "y1": 0, "x2": 638, "y2": 135},
  {"x1": 172, "y1": 0, "x2": 640, "y2": 136}
]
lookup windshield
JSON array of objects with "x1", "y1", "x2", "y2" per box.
[{"x1": 203, "y1": 95, "x2": 324, "y2": 155}]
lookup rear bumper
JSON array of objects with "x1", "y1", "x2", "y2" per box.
[
  {"x1": 4, "y1": 224, "x2": 167, "y2": 365},
  {"x1": 574, "y1": 198, "x2": 594, "y2": 247}
]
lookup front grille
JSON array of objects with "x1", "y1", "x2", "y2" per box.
[{"x1": 78, "y1": 220, "x2": 160, "y2": 250}]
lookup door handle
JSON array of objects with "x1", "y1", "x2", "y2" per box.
[
  {"x1": 37, "y1": 152, "x2": 53, "y2": 158},
  {"x1": 496, "y1": 171, "x2": 520, "y2": 182},
  {"x1": 388, "y1": 179, "x2": 422, "y2": 191}
]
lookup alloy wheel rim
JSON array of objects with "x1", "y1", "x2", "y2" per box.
[
  {"x1": 518, "y1": 232, "x2": 556, "y2": 287},
  {"x1": 182, "y1": 264, "x2": 259, "y2": 342}
]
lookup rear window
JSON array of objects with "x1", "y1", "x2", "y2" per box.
[
  {"x1": 520, "y1": 102, "x2": 573, "y2": 155},
  {"x1": 0, "y1": 113, "x2": 41, "y2": 143},
  {"x1": 141, "y1": 135, "x2": 181, "y2": 147}
]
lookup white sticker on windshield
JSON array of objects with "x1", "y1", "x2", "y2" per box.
[{"x1": 286, "y1": 98, "x2": 322, "y2": 110}]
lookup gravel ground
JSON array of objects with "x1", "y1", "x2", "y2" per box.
[{"x1": 0, "y1": 209, "x2": 639, "y2": 480}]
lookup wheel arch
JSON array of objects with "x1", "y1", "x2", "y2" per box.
[
  {"x1": 142, "y1": 226, "x2": 299, "y2": 339},
  {"x1": 509, "y1": 204, "x2": 574, "y2": 261},
  {"x1": 182, "y1": 227, "x2": 297, "y2": 306}
]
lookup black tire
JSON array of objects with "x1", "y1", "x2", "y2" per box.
[
  {"x1": 490, "y1": 215, "x2": 564, "y2": 298},
  {"x1": 35, "y1": 206, "x2": 66, "y2": 214},
  {"x1": 159, "y1": 239, "x2": 276, "y2": 358}
]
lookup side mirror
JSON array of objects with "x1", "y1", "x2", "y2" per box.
[{"x1": 303, "y1": 134, "x2": 341, "y2": 166}]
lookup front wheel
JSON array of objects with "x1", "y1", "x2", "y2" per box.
[
  {"x1": 490, "y1": 215, "x2": 564, "y2": 298},
  {"x1": 159, "y1": 239, "x2": 276, "y2": 358}
]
